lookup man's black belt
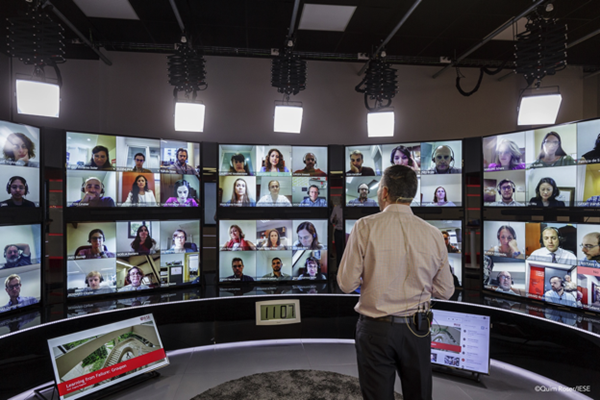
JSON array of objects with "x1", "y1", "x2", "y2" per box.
[{"x1": 360, "y1": 314, "x2": 412, "y2": 324}]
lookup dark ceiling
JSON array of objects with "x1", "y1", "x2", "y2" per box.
[{"x1": 2, "y1": 0, "x2": 600, "y2": 71}]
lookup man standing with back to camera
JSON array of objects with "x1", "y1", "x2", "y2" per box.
[{"x1": 338, "y1": 165, "x2": 454, "y2": 400}]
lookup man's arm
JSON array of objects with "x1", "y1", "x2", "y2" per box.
[
  {"x1": 337, "y1": 223, "x2": 363, "y2": 293},
  {"x1": 13, "y1": 243, "x2": 31, "y2": 256}
]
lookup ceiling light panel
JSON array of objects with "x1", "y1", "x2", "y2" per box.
[
  {"x1": 299, "y1": 4, "x2": 357, "y2": 32},
  {"x1": 74, "y1": 0, "x2": 139, "y2": 20}
]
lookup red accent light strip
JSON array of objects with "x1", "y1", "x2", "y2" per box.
[
  {"x1": 467, "y1": 208, "x2": 480, "y2": 211},
  {"x1": 466, "y1": 184, "x2": 480, "y2": 188},
  {"x1": 48, "y1": 233, "x2": 63, "y2": 236},
  {"x1": 466, "y1": 194, "x2": 480, "y2": 197},
  {"x1": 49, "y1": 190, "x2": 63, "y2": 193}
]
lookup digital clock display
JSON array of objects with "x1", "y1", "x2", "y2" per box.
[{"x1": 255, "y1": 299, "x2": 301, "y2": 325}]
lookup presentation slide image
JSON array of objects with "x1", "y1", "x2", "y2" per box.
[
  {"x1": 159, "y1": 220, "x2": 200, "y2": 253},
  {"x1": 117, "y1": 172, "x2": 160, "y2": 207},
  {"x1": 525, "y1": 166, "x2": 576, "y2": 206},
  {"x1": 576, "y1": 164, "x2": 600, "y2": 206},
  {"x1": 66, "y1": 170, "x2": 117, "y2": 208},
  {"x1": 345, "y1": 176, "x2": 380, "y2": 207},
  {"x1": 160, "y1": 141, "x2": 199, "y2": 174},
  {"x1": 219, "y1": 145, "x2": 256, "y2": 175},
  {"x1": 0, "y1": 223, "x2": 42, "y2": 267},
  {"x1": 219, "y1": 251, "x2": 257, "y2": 282},
  {"x1": 0, "y1": 120, "x2": 40, "y2": 167},
  {"x1": 47, "y1": 314, "x2": 168, "y2": 400},
  {"x1": 576, "y1": 224, "x2": 600, "y2": 265},
  {"x1": 116, "y1": 254, "x2": 160, "y2": 291},
  {"x1": 291, "y1": 146, "x2": 328, "y2": 175},
  {"x1": 219, "y1": 175, "x2": 257, "y2": 207},
  {"x1": 114, "y1": 136, "x2": 161, "y2": 172},
  {"x1": 0, "y1": 165, "x2": 40, "y2": 206},
  {"x1": 0, "y1": 265, "x2": 40, "y2": 314},
  {"x1": 483, "y1": 170, "x2": 526, "y2": 205},
  {"x1": 420, "y1": 174, "x2": 462, "y2": 207},
  {"x1": 524, "y1": 124, "x2": 577, "y2": 166},
  {"x1": 255, "y1": 176, "x2": 292, "y2": 207},
  {"x1": 219, "y1": 220, "x2": 257, "y2": 251},
  {"x1": 292, "y1": 219, "x2": 327, "y2": 250},
  {"x1": 292, "y1": 249, "x2": 328, "y2": 280},
  {"x1": 115, "y1": 221, "x2": 161, "y2": 257},
  {"x1": 577, "y1": 119, "x2": 600, "y2": 164},
  {"x1": 67, "y1": 222, "x2": 117, "y2": 261},
  {"x1": 256, "y1": 251, "x2": 292, "y2": 281},
  {"x1": 345, "y1": 145, "x2": 382, "y2": 176},
  {"x1": 483, "y1": 221, "x2": 526, "y2": 260},
  {"x1": 160, "y1": 252, "x2": 198, "y2": 286},
  {"x1": 255, "y1": 145, "x2": 293, "y2": 176},
  {"x1": 292, "y1": 177, "x2": 327, "y2": 206},
  {"x1": 160, "y1": 174, "x2": 200, "y2": 207},
  {"x1": 482, "y1": 131, "x2": 526, "y2": 171},
  {"x1": 577, "y1": 266, "x2": 600, "y2": 311},
  {"x1": 66, "y1": 132, "x2": 116, "y2": 170},
  {"x1": 431, "y1": 324, "x2": 461, "y2": 354},
  {"x1": 255, "y1": 220, "x2": 293, "y2": 250},
  {"x1": 420, "y1": 140, "x2": 462, "y2": 175},
  {"x1": 67, "y1": 259, "x2": 116, "y2": 298},
  {"x1": 381, "y1": 143, "x2": 421, "y2": 173}
]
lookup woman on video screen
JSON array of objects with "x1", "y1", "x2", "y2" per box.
[
  {"x1": 487, "y1": 225, "x2": 524, "y2": 259},
  {"x1": 529, "y1": 177, "x2": 565, "y2": 207},
  {"x1": 260, "y1": 229, "x2": 287, "y2": 250},
  {"x1": 390, "y1": 145, "x2": 419, "y2": 171},
  {"x1": 228, "y1": 153, "x2": 251, "y2": 174},
  {"x1": 223, "y1": 224, "x2": 256, "y2": 251},
  {"x1": 530, "y1": 132, "x2": 575, "y2": 168},
  {"x1": 293, "y1": 222, "x2": 324, "y2": 250},
  {"x1": 164, "y1": 179, "x2": 198, "y2": 207},
  {"x1": 259, "y1": 149, "x2": 289, "y2": 173},
  {"x1": 487, "y1": 139, "x2": 525, "y2": 171},
  {"x1": 224, "y1": 178, "x2": 255, "y2": 207},
  {"x1": 85, "y1": 145, "x2": 113, "y2": 169},
  {"x1": 75, "y1": 229, "x2": 115, "y2": 259},
  {"x1": 427, "y1": 186, "x2": 455, "y2": 207},
  {"x1": 130, "y1": 225, "x2": 158, "y2": 255},
  {"x1": 167, "y1": 229, "x2": 196, "y2": 253},
  {"x1": 2, "y1": 132, "x2": 38, "y2": 167},
  {"x1": 0, "y1": 176, "x2": 35, "y2": 207},
  {"x1": 122, "y1": 175, "x2": 157, "y2": 207}
]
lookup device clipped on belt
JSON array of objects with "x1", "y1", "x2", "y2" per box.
[{"x1": 415, "y1": 309, "x2": 433, "y2": 331}]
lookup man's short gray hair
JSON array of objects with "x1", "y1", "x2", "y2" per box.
[{"x1": 381, "y1": 165, "x2": 418, "y2": 204}]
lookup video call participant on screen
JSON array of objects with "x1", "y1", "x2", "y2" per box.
[
  {"x1": 80, "y1": 271, "x2": 114, "y2": 294},
  {"x1": 165, "y1": 179, "x2": 198, "y2": 207},
  {"x1": 229, "y1": 153, "x2": 251, "y2": 174},
  {"x1": 293, "y1": 222, "x2": 324, "y2": 250},
  {"x1": 122, "y1": 175, "x2": 157, "y2": 207},
  {"x1": 529, "y1": 227, "x2": 577, "y2": 264},
  {"x1": 338, "y1": 165, "x2": 454, "y2": 400},
  {"x1": 76, "y1": 229, "x2": 115, "y2": 259},
  {"x1": 346, "y1": 150, "x2": 375, "y2": 176},
  {"x1": 223, "y1": 225, "x2": 256, "y2": 251},
  {"x1": 2, "y1": 132, "x2": 38, "y2": 167},
  {"x1": 442, "y1": 231, "x2": 459, "y2": 253},
  {"x1": 226, "y1": 257, "x2": 255, "y2": 282},
  {"x1": 563, "y1": 274, "x2": 577, "y2": 292},
  {"x1": 591, "y1": 287, "x2": 600, "y2": 309},
  {"x1": 130, "y1": 225, "x2": 158, "y2": 255},
  {"x1": 168, "y1": 148, "x2": 196, "y2": 174},
  {"x1": 390, "y1": 145, "x2": 419, "y2": 171},
  {"x1": 0, "y1": 176, "x2": 35, "y2": 207},
  {"x1": 262, "y1": 257, "x2": 291, "y2": 280},
  {"x1": 428, "y1": 145, "x2": 460, "y2": 174},
  {"x1": 348, "y1": 183, "x2": 378, "y2": 207},
  {"x1": 299, "y1": 185, "x2": 327, "y2": 207},
  {"x1": 167, "y1": 229, "x2": 196, "y2": 253},
  {"x1": 580, "y1": 232, "x2": 600, "y2": 267},
  {"x1": 2, "y1": 243, "x2": 31, "y2": 268},
  {"x1": 294, "y1": 153, "x2": 326, "y2": 176},
  {"x1": 530, "y1": 132, "x2": 575, "y2": 168},
  {"x1": 428, "y1": 186, "x2": 455, "y2": 206},
  {"x1": 118, "y1": 266, "x2": 150, "y2": 292},
  {"x1": 298, "y1": 257, "x2": 326, "y2": 280},
  {"x1": 224, "y1": 178, "x2": 256, "y2": 207},
  {"x1": 3, "y1": 274, "x2": 38, "y2": 309},
  {"x1": 580, "y1": 133, "x2": 600, "y2": 163},
  {"x1": 489, "y1": 179, "x2": 525, "y2": 206},
  {"x1": 543, "y1": 276, "x2": 577, "y2": 307},
  {"x1": 86, "y1": 145, "x2": 113, "y2": 169},
  {"x1": 71, "y1": 177, "x2": 116, "y2": 207},
  {"x1": 529, "y1": 177, "x2": 564, "y2": 207},
  {"x1": 487, "y1": 225, "x2": 524, "y2": 259},
  {"x1": 260, "y1": 229, "x2": 286, "y2": 250},
  {"x1": 256, "y1": 180, "x2": 291, "y2": 206},
  {"x1": 132, "y1": 153, "x2": 152, "y2": 173},
  {"x1": 495, "y1": 271, "x2": 518, "y2": 295},
  {"x1": 259, "y1": 149, "x2": 289, "y2": 173},
  {"x1": 487, "y1": 139, "x2": 525, "y2": 171}
]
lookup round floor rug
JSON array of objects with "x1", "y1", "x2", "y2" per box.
[{"x1": 192, "y1": 370, "x2": 403, "y2": 400}]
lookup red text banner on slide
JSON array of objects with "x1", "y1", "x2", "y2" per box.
[
  {"x1": 430, "y1": 341, "x2": 461, "y2": 353},
  {"x1": 578, "y1": 266, "x2": 600, "y2": 276},
  {"x1": 57, "y1": 348, "x2": 166, "y2": 395}
]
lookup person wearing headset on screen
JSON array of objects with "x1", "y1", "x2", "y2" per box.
[
  {"x1": 223, "y1": 225, "x2": 256, "y2": 251},
  {"x1": 543, "y1": 276, "x2": 577, "y2": 307},
  {"x1": 3, "y1": 274, "x2": 38, "y2": 310},
  {"x1": 292, "y1": 222, "x2": 324, "y2": 250},
  {"x1": 298, "y1": 257, "x2": 326, "y2": 280},
  {"x1": 2, "y1": 243, "x2": 31, "y2": 268},
  {"x1": 348, "y1": 183, "x2": 378, "y2": 207},
  {"x1": 70, "y1": 177, "x2": 116, "y2": 207},
  {"x1": 346, "y1": 150, "x2": 375, "y2": 176},
  {"x1": 228, "y1": 153, "x2": 251, "y2": 174},
  {"x1": 299, "y1": 185, "x2": 327, "y2": 207},
  {"x1": 529, "y1": 177, "x2": 565, "y2": 207},
  {"x1": 580, "y1": 232, "x2": 600, "y2": 268},
  {"x1": 1, "y1": 132, "x2": 38, "y2": 167},
  {"x1": 256, "y1": 180, "x2": 291, "y2": 206},
  {"x1": 224, "y1": 178, "x2": 256, "y2": 207},
  {"x1": 390, "y1": 145, "x2": 419, "y2": 172},
  {"x1": 131, "y1": 153, "x2": 152, "y2": 173},
  {"x1": 259, "y1": 148, "x2": 290, "y2": 174},
  {"x1": 164, "y1": 179, "x2": 198, "y2": 207},
  {"x1": 486, "y1": 139, "x2": 525, "y2": 171},
  {"x1": 495, "y1": 271, "x2": 518, "y2": 295},
  {"x1": 122, "y1": 175, "x2": 157, "y2": 206},
  {"x1": 118, "y1": 266, "x2": 150, "y2": 292},
  {"x1": 130, "y1": 225, "x2": 158, "y2": 255},
  {"x1": 427, "y1": 145, "x2": 461, "y2": 174},
  {"x1": 293, "y1": 152, "x2": 326, "y2": 176},
  {"x1": 261, "y1": 257, "x2": 291, "y2": 280},
  {"x1": 75, "y1": 229, "x2": 115, "y2": 259},
  {"x1": 427, "y1": 186, "x2": 455, "y2": 207},
  {"x1": 488, "y1": 179, "x2": 525, "y2": 206},
  {"x1": 529, "y1": 227, "x2": 577, "y2": 264},
  {"x1": 487, "y1": 225, "x2": 524, "y2": 259},
  {"x1": 168, "y1": 148, "x2": 196, "y2": 175},
  {"x1": 530, "y1": 132, "x2": 576, "y2": 168},
  {"x1": 85, "y1": 145, "x2": 113, "y2": 169},
  {"x1": 0, "y1": 176, "x2": 35, "y2": 207},
  {"x1": 80, "y1": 271, "x2": 114, "y2": 295}
]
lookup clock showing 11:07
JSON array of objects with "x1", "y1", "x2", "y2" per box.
[{"x1": 255, "y1": 299, "x2": 301, "y2": 326}]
